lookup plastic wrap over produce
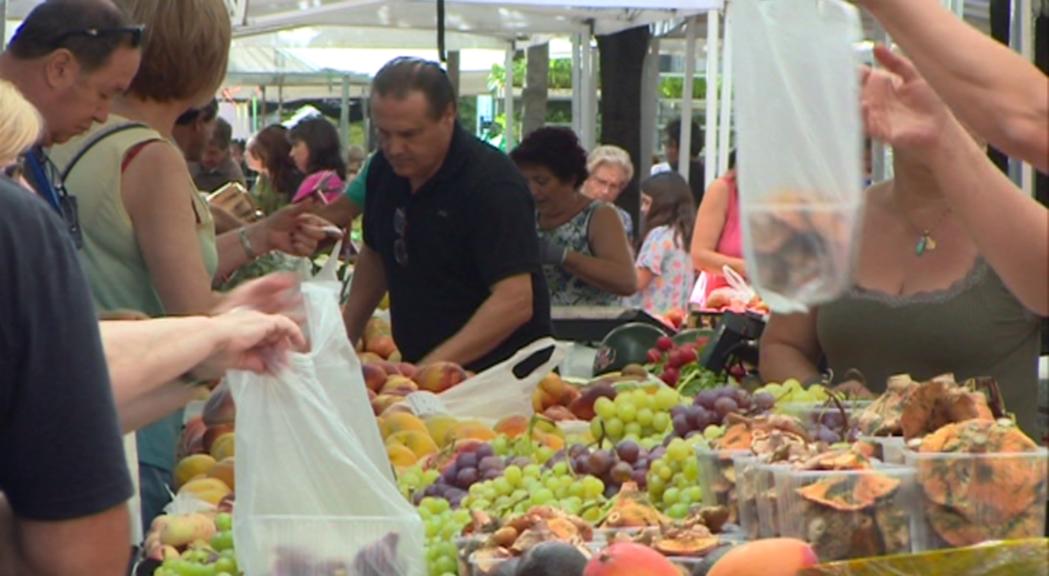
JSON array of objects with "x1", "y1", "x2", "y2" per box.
[
  {"x1": 798, "y1": 538, "x2": 1049, "y2": 576},
  {"x1": 733, "y1": 0, "x2": 865, "y2": 313}
]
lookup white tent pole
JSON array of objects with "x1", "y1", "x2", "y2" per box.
[
  {"x1": 1009, "y1": 0, "x2": 1034, "y2": 196},
  {"x1": 717, "y1": 6, "x2": 733, "y2": 177},
  {"x1": 581, "y1": 31, "x2": 596, "y2": 150},
  {"x1": 587, "y1": 37, "x2": 599, "y2": 150},
  {"x1": 1, "y1": 0, "x2": 6, "y2": 46},
  {"x1": 640, "y1": 37, "x2": 661, "y2": 179},
  {"x1": 703, "y1": 10, "x2": 720, "y2": 189},
  {"x1": 339, "y1": 75, "x2": 351, "y2": 147},
  {"x1": 571, "y1": 33, "x2": 582, "y2": 137},
  {"x1": 504, "y1": 42, "x2": 516, "y2": 151},
  {"x1": 678, "y1": 17, "x2": 697, "y2": 183}
]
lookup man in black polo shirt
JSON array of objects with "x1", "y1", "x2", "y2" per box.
[{"x1": 343, "y1": 57, "x2": 551, "y2": 371}]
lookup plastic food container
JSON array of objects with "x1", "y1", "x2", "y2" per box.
[
  {"x1": 755, "y1": 462, "x2": 791, "y2": 538},
  {"x1": 697, "y1": 447, "x2": 751, "y2": 524},
  {"x1": 775, "y1": 466, "x2": 917, "y2": 562},
  {"x1": 239, "y1": 515, "x2": 426, "y2": 576},
  {"x1": 467, "y1": 551, "x2": 514, "y2": 576},
  {"x1": 456, "y1": 535, "x2": 486, "y2": 576},
  {"x1": 904, "y1": 447, "x2": 1049, "y2": 551},
  {"x1": 857, "y1": 435, "x2": 907, "y2": 465},
  {"x1": 732, "y1": 454, "x2": 761, "y2": 540},
  {"x1": 592, "y1": 527, "x2": 644, "y2": 545}
]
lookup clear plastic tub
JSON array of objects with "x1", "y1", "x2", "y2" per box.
[
  {"x1": 467, "y1": 551, "x2": 515, "y2": 576},
  {"x1": 237, "y1": 515, "x2": 426, "y2": 576},
  {"x1": 775, "y1": 466, "x2": 916, "y2": 562},
  {"x1": 904, "y1": 447, "x2": 1049, "y2": 551},
  {"x1": 755, "y1": 462, "x2": 791, "y2": 538},
  {"x1": 696, "y1": 447, "x2": 751, "y2": 524},
  {"x1": 857, "y1": 435, "x2": 907, "y2": 465},
  {"x1": 456, "y1": 535, "x2": 486, "y2": 576},
  {"x1": 732, "y1": 454, "x2": 761, "y2": 540}
]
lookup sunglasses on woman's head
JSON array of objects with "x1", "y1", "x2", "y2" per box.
[{"x1": 50, "y1": 25, "x2": 145, "y2": 49}]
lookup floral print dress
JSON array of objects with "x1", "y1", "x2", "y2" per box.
[
  {"x1": 539, "y1": 201, "x2": 618, "y2": 306},
  {"x1": 626, "y1": 225, "x2": 693, "y2": 315}
]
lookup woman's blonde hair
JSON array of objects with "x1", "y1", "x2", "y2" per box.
[
  {"x1": 587, "y1": 145, "x2": 635, "y2": 183},
  {"x1": 117, "y1": 0, "x2": 231, "y2": 104},
  {"x1": 0, "y1": 80, "x2": 43, "y2": 166}
]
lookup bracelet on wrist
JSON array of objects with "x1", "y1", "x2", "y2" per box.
[{"x1": 239, "y1": 227, "x2": 259, "y2": 260}]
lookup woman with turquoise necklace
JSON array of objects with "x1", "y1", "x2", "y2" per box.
[{"x1": 760, "y1": 47, "x2": 1047, "y2": 440}]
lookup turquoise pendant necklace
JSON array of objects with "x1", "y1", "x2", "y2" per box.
[{"x1": 906, "y1": 210, "x2": 950, "y2": 257}]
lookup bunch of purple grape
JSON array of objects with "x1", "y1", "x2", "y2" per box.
[
  {"x1": 804, "y1": 408, "x2": 860, "y2": 444},
  {"x1": 420, "y1": 444, "x2": 510, "y2": 507},
  {"x1": 670, "y1": 386, "x2": 776, "y2": 438},
  {"x1": 550, "y1": 441, "x2": 662, "y2": 497}
]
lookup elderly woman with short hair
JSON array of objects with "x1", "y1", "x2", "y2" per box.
[{"x1": 583, "y1": 144, "x2": 636, "y2": 243}]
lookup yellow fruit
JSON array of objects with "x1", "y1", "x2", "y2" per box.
[
  {"x1": 379, "y1": 412, "x2": 427, "y2": 439},
  {"x1": 178, "y1": 477, "x2": 231, "y2": 505},
  {"x1": 386, "y1": 443, "x2": 418, "y2": 467},
  {"x1": 424, "y1": 415, "x2": 460, "y2": 447},
  {"x1": 385, "y1": 430, "x2": 438, "y2": 459},
  {"x1": 449, "y1": 421, "x2": 497, "y2": 442},
  {"x1": 174, "y1": 454, "x2": 216, "y2": 489},
  {"x1": 207, "y1": 457, "x2": 235, "y2": 492},
  {"x1": 209, "y1": 433, "x2": 235, "y2": 461}
]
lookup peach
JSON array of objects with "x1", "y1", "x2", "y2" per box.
[
  {"x1": 174, "y1": 454, "x2": 216, "y2": 489},
  {"x1": 359, "y1": 351, "x2": 384, "y2": 364},
  {"x1": 583, "y1": 542, "x2": 679, "y2": 576},
  {"x1": 209, "y1": 432, "x2": 235, "y2": 461},
  {"x1": 203, "y1": 423, "x2": 235, "y2": 454},
  {"x1": 366, "y1": 335, "x2": 398, "y2": 359},
  {"x1": 178, "y1": 477, "x2": 231, "y2": 505},
  {"x1": 708, "y1": 538, "x2": 819, "y2": 576},
  {"x1": 379, "y1": 412, "x2": 428, "y2": 439},
  {"x1": 381, "y1": 375, "x2": 418, "y2": 396},
  {"x1": 398, "y1": 363, "x2": 418, "y2": 379},
  {"x1": 179, "y1": 417, "x2": 207, "y2": 458},
  {"x1": 372, "y1": 394, "x2": 405, "y2": 416},
  {"x1": 569, "y1": 382, "x2": 617, "y2": 421},
  {"x1": 207, "y1": 457, "x2": 236, "y2": 492},
  {"x1": 385, "y1": 430, "x2": 438, "y2": 459},
  {"x1": 413, "y1": 361, "x2": 468, "y2": 393},
  {"x1": 362, "y1": 363, "x2": 387, "y2": 393},
  {"x1": 494, "y1": 415, "x2": 529, "y2": 438},
  {"x1": 388, "y1": 349, "x2": 402, "y2": 362},
  {"x1": 202, "y1": 386, "x2": 236, "y2": 426}
]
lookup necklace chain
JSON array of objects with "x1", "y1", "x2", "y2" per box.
[{"x1": 895, "y1": 195, "x2": 951, "y2": 257}]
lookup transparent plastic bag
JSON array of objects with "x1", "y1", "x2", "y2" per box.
[
  {"x1": 228, "y1": 267, "x2": 424, "y2": 575},
  {"x1": 733, "y1": 0, "x2": 865, "y2": 313}
]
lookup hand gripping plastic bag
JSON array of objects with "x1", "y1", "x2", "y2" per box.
[
  {"x1": 733, "y1": 0, "x2": 865, "y2": 313},
  {"x1": 228, "y1": 256, "x2": 424, "y2": 576},
  {"x1": 406, "y1": 338, "x2": 570, "y2": 424}
]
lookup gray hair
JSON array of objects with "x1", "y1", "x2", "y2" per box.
[{"x1": 587, "y1": 145, "x2": 635, "y2": 183}]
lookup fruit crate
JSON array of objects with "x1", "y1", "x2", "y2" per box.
[
  {"x1": 236, "y1": 515, "x2": 425, "y2": 576},
  {"x1": 775, "y1": 466, "x2": 917, "y2": 562},
  {"x1": 904, "y1": 447, "x2": 1049, "y2": 551},
  {"x1": 696, "y1": 447, "x2": 751, "y2": 525}
]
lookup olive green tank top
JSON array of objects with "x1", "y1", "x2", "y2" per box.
[
  {"x1": 51, "y1": 115, "x2": 218, "y2": 473},
  {"x1": 817, "y1": 258, "x2": 1043, "y2": 439}
]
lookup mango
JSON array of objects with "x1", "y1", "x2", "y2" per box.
[
  {"x1": 425, "y1": 414, "x2": 460, "y2": 447},
  {"x1": 174, "y1": 454, "x2": 216, "y2": 489},
  {"x1": 209, "y1": 432, "x2": 235, "y2": 461},
  {"x1": 379, "y1": 412, "x2": 427, "y2": 439},
  {"x1": 385, "y1": 430, "x2": 438, "y2": 459},
  {"x1": 159, "y1": 513, "x2": 215, "y2": 547},
  {"x1": 708, "y1": 538, "x2": 818, "y2": 576},
  {"x1": 386, "y1": 443, "x2": 418, "y2": 467},
  {"x1": 413, "y1": 361, "x2": 468, "y2": 393},
  {"x1": 178, "y1": 477, "x2": 232, "y2": 505}
]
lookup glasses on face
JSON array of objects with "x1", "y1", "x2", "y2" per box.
[
  {"x1": 51, "y1": 25, "x2": 145, "y2": 49},
  {"x1": 393, "y1": 207, "x2": 408, "y2": 266}
]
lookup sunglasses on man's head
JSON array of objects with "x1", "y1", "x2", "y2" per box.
[{"x1": 51, "y1": 25, "x2": 145, "y2": 49}]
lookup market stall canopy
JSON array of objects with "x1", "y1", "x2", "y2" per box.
[{"x1": 225, "y1": 44, "x2": 370, "y2": 87}]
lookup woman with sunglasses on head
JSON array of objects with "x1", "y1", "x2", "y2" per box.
[
  {"x1": 49, "y1": 0, "x2": 333, "y2": 533},
  {"x1": 288, "y1": 116, "x2": 347, "y2": 206}
]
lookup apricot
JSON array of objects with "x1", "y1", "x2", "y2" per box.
[
  {"x1": 708, "y1": 538, "x2": 819, "y2": 576},
  {"x1": 583, "y1": 542, "x2": 678, "y2": 576},
  {"x1": 361, "y1": 363, "x2": 387, "y2": 393},
  {"x1": 203, "y1": 423, "x2": 235, "y2": 454},
  {"x1": 174, "y1": 454, "x2": 216, "y2": 489},
  {"x1": 366, "y1": 335, "x2": 398, "y2": 359},
  {"x1": 398, "y1": 363, "x2": 418, "y2": 379},
  {"x1": 494, "y1": 415, "x2": 529, "y2": 438},
  {"x1": 207, "y1": 457, "x2": 236, "y2": 492},
  {"x1": 372, "y1": 394, "x2": 405, "y2": 415},
  {"x1": 209, "y1": 433, "x2": 235, "y2": 461},
  {"x1": 386, "y1": 443, "x2": 418, "y2": 467},
  {"x1": 381, "y1": 375, "x2": 418, "y2": 396},
  {"x1": 379, "y1": 412, "x2": 428, "y2": 439},
  {"x1": 178, "y1": 477, "x2": 231, "y2": 505},
  {"x1": 359, "y1": 352, "x2": 384, "y2": 364},
  {"x1": 413, "y1": 361, "x2": 468, "y2": 393},
  {"x1": 386, "y1": 430, "x2": 438, "y2": 459}
]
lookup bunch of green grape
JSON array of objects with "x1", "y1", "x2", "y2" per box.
[
  {"x1": 418, "y1": 497, "x2": 471, "y2": 576},
  {"x1": 397, "y1": 465, "x2": 440, "y2": 501},
  {"x1": 755, "y1": 379, "x2": 829, "y2": 411},
  {"x1": 589, "y1": 387, "x2": 681, "y2": 450},
  {"x1": 460, "y1": 462, "x2": 606, "y2": 523},
  {"x1": 646, "y1": 437, "x2": 705, "y2": 519},
  {"x1": 490, "y1": 433, "x2": 557, "y2": 465}
]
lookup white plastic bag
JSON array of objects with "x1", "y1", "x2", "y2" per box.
[
  {"x1": 733, "y1": 0, "x2": 865, "y2": 313},
  {"x1": 228, "y1": 255, "x2": 424, "y2": 576},
  {"x1": 406, "y1": 338, "x2": 569, "y2": 424}
]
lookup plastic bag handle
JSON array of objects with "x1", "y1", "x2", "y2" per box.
[
  {"x1": 722, "y1": 264, "x2": 755, "y2": 301},
  {"x1": 499, "y1": 337, "x2": 562, "y2": 382},
  {"x1": 316, "y1": 239, "x2": 343, "y2": 283}
]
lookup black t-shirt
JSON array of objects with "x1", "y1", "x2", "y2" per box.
[
  {"x1": 0, "y1": 177, "x2": 132, "y2": 520},
  {"x1": 364, "y1": 125, "x2": 552, "y2": 372}
]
